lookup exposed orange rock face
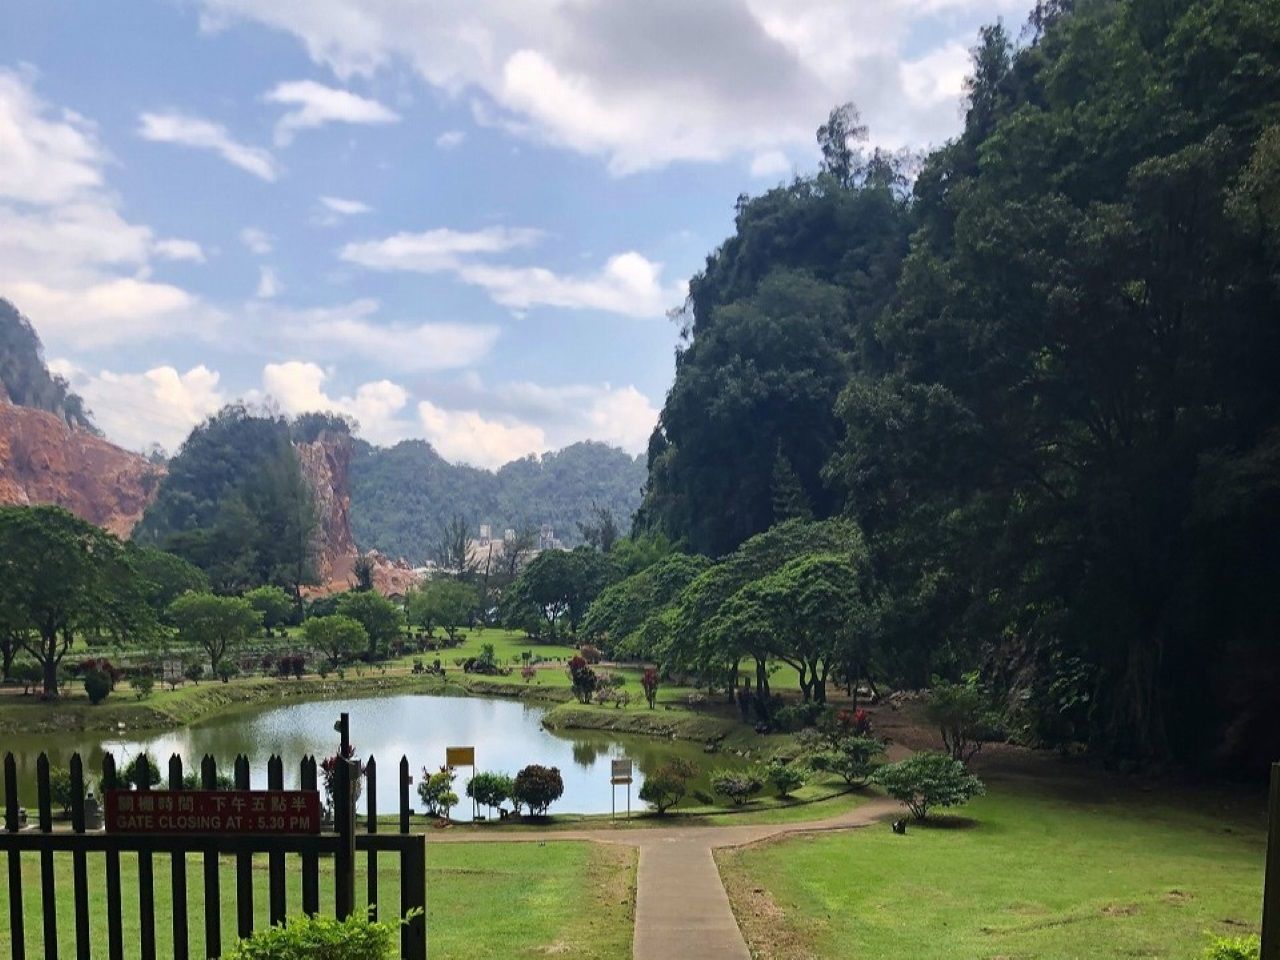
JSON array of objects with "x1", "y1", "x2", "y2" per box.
[
  {"x1": 0, "y1": 397, "x2": 164, "y2": 537},
  {"x1": 295, "y1": 432, "x2": 422, "y2": 597}
]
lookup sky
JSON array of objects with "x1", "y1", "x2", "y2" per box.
[{"x1": 0, "y1": 0, "x2": 1029, "y2": 468}]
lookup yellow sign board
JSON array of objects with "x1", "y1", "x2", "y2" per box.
[{"x1": 445, "y1": 746, "x2": 475, "y2": 767}]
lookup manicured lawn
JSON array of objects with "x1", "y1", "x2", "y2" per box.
[
  {"x1": 717, "y1": 777, "x2": 1266, "y2": 959},
  {"x1": 1, "y1": 840, "x2": 635, "y2": 959}
]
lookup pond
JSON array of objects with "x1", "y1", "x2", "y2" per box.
[{"x1": 1, "y1": 693, "x2": 741, "y2": 815}]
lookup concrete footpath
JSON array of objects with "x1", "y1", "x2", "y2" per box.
[{"x1": 433, "y1": 796, "x2": 901, "y2": 960}]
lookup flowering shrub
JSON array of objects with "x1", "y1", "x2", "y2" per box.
[
  {"x1": 578, "y1": 644, "x2": 602, "y2": 664},
  {"x1": 321, "y1": 744, "x2": 367, "y2": 813},
  {"x1": 512, "y1": 765, "x2": 564, "y2": 816},
  {"x1": 521, "y1": 664, "x2": 537, "y2": 683},
  {"x1": 641, "y1": 667, "x2": 660, "y2": 709},
  {"x1": 567, "y1": 656, "x2": 597, "y2": 703}
]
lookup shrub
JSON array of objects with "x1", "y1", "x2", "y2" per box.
[
  {"x1": 638, "y1": 758, "x2": 698, "y2": 814},
  {"x1": 926, "y1": 676, "x2": 995, "y2": 764},
  {"x1": 121, "y1": 753, "x2": 162, "y2": 790},
  {"x1": 183, "y1": 661, "x2": 205, "y2": 685},
  {"x1": 182, "y1": 770, "x2": 235, "y2": 790},
  {"x1": 216, "y1": 661, "x2": 239, "y2": 683},
  {"x1": 765, "y1": 759, "x2": 806, "y2": 798},
  {"x1": 222, "y1": 911, "x2": 400, "y2": 960},
  {"x1": 1203, "y1": 935, "x2": 1260, "y2": 960},
  {"x1": 513, "y1": 764, "x2": 564, "y2": 816},
  {"x1": 873, "y1": 752, "x2": 985, "y2": 821},
  {"x1": 320, "y1": 745, "x2": 367, "y2": 813},
  {"x1": 772, "y1": 702, "x2": 824, "y2": 732},
  {"x1": 578, "y1": 643, "x2": 602, "y2": 664},
  {"x1": 808, "y1": 735, "x2": 886, "y2": 786},
  {"x1": 416, "y1": 766, "x2": 458, "y2": 818},
  {"x1": 520, "y1": 664, "x2": 537, "y2": 683},
  {"x1": 710, "y1": 768, "x2": 764, "y2": 806},
  {"x1": 83, "y1": 669, "x2": 112, "y2": 705},
  {"x1": 12, "y1": 661, "x2": 41, "y2": 695},
  {"x1": 567, "y1": 656, "x2": 597, "y2": 704},
  {"x1": 133, "y1": 673, "x2": 155, "y2": 700},
  {"x1": 50, "y1": 768, "x2": 90, "y2": 813},
  {"x1": 466, "y1": 771, "x2": 514, "y2": 816},
  {"x1": 641, "y1": 667, "x2": 659, "y2": 709}
]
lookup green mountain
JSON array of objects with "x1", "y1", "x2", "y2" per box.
[
  {"x1": 0, "y1": 298, "x2": 95, "y2": 431},
  {"x1": 349, "y1": 438, "x2": 646, "y2": 562}
]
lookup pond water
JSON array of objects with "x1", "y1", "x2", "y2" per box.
[{"x1": 1, "y1": 693, "x2": 739, "y2": 815}]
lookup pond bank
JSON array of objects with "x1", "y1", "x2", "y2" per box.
[{"x1": 0, "y1": 671, "x2": 575, "y2": 736}]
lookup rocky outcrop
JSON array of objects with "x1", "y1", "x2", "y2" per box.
[
  {"x1": 295, "y1": 431, "x2": 422, "y2": 597},
  {"x1": 0, "y1": 396, "x2": 164, "y2": 537}
]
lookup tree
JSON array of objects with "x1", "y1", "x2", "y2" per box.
[
  {"x1": 765, "y1": 759, "x2": 806, "y2": 798},
  {"x1": 505, "y1": 547, "x2": 615, "y2": 639},
  {"x1": 710, "y1": 769, "x2": 764, "y2": 806},
  {"x1": 303, "y1": 615, "x2": 368, "y2": 668},
  {"x1": 512, "y1": 765, "x2": 564, "y2": 817},
  {"x1": 406, "y1": 579, "x2": 476, "y2": 642},
  {"x1": 336, "y1": 590, "x2": 403, "y2": 660},
  {"x1": 466, "y1": 772, "x2": 514, "y2": 817},
  {"x1": 167, "y1": 592, "x2": 261, "y2": 674},
  {"x1": 926, "y1": 677, "x2": 994, "y2": 764},
  {"x1": 638, "y1": 758, "x2": 698, "y2": 814},
  {"x1": 816, "y1": 102, "x2": 868, "y2": 186},
  {"x1": 434, "y1": 514, "x2": 476, "y2": 579},
  {"x1": 770, "y1": 444, "x2": 813, "y2": 522},
  {"x1": 567, "y1": 656, "x2": 597, "y2": 704},
  {"x1": 245, "y1": 585, "x2": 293, "y2": 634},
  {"x1": 351, "y1": 554, "x2": 375, "y2": 592},
  {"x1": 807, "y1": 735, "x2": 886, "y2": 786},
  {"x1": 577, "y1": 502, "x2": 620, "y2": 553},
  {"x1": 873, "y1": 753, "x2": 984, "y2": 821},
  {"x1": 417, "y1": 766, "x2": 458, "y2": 819},
  {"x1": 0, "y1": 506, "x2": 155, "y2": 697},
  {"x1": 579, "y1": 552, "x2": 710, "y2": 657},
  {"x1": 127, "y1": 545, "x2": 209, "y2": 623},
  {"x1": 641, "y1": 667, "x2": 660, "y2": 709}
]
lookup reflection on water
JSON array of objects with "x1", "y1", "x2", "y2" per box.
[{"x1": 1, "y1": 693, "x2": 739, "y2": 814}]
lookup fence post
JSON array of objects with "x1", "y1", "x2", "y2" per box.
[
  {"x1": 300, "y1": 756, "x2": 320, "y2": 916},
  {"x1": 5, "y1": 752, "x2": 26, "y2": 960},
  {"x1": 168, "y1": 755, "x2": 189, "y2": 960},
  {"x1": 234, "y1": 754, "x2": 253, "y2": 938},
  {"x1": 1263, "y1": 761, "x2": 1279, "y2": 960},
  {"x1": 366, "y1": 755, "x2": 378, "y2": 922},
  {"x1": 268, "y1": 755, "x2": 287, "y2": 926},
  {"x1": 70, "y1": 753, "x2": 91, "y2": 960},
  {"x1": 335, "y1": 756, "x2": 357, "y2": 919},
  {"x1": 136, "y1": 754, "x2": 157, "y2": 960},
  {"x1": 401, "y1": 834, "x2": 427, "y2": 960},
  {"x1": 36, "y1": 753, "x2": 57, "y2": 960},
  {"x1": 200, "y1": 755, "x2": 222, "y2": 960},
  {"x1": 102, "y1": 754, "x2": 124, "y2": 960}
]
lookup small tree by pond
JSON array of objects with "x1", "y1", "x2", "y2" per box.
[
  {"x1": 567, "y1": 656, "x2": 597, "y2": 703},
  {"x1": 304, "y1": 614, "x2": 368, "y2": 669},
  {"x1": 417, "y1": 766, "x2": 458, "y2": 818},
  {"x1": 711, "y1": 768, "x2": 764, "y2": 806},
  {"x1": 873, "y1": 752, "x2": 985, "y2": 821},
  {"x1": 641, "y1": 667, "x2": 660, "y2": 709},
  {"x1": 638, "y1": 758, "x2": 699, "y2": 814},
  {"x1": 466, "y1": 771, "x2": 514, "y2": 817},
  {"x1": 513, "y1": 764, "x2": 564, "y2": 817},
  {"x1": 168, "y1": 592, "x2": 261, "y2": 675},
  {"x1": 320, "y1": 744, "x2": 367, "y2": 815},
  {"x1": 83, "y1": 668, "x2": 112, "y2": 704},
  {"x1": 50, "y1": 768, "x2": 90, "y2": 814}
]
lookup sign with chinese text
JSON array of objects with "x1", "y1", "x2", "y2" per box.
[
  {"x1": 445, "y1": 746, "x2": 475, "y2": 767},
  {"x1": 104, "y1": 790, "x2": 321, "y2": 834}
]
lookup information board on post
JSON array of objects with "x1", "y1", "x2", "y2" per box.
[
  {"x1": 104, "y1": 790, "x2": 322, "y2": 834},
  {"x1": 445, "y1": 746, "x2": 475, "y2": 767},
  {"x1": 610, "y1": 758, "x2": 633, "y2": 785}
]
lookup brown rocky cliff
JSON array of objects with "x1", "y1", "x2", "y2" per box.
[{"x1": 0, "y1": 396, "x2": 164, "y2": 537}]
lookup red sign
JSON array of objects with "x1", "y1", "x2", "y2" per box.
[{"x1": 104, "y1": 790, "x2": 321, "y2": 834}]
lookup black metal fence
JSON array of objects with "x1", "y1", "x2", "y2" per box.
[{"x1": 1, "y1": 751, "x2": 426, "y2": 960}]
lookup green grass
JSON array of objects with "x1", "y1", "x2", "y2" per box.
[
  {"x1": 0, "y1": 840, "x2": 635, "y2": 959},
  {"x1": 716, "y1": 776, "x2": 1267, "y2": 959}
]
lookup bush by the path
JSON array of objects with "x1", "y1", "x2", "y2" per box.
[
  {"x1": 711, "y1": 768, "x2": 764, "y2": 806},
  {"x1": 513, "y1": 764, "x2": 564, "y2": 816},
  {"x1": 873, "y1": 752, "x2": 984, "y2": 821},
  {"x1": 638, "y1": 758, "x2": 699, "y2": 814},
  {"x1": 222, "y1": 912, "x2": 399, "y2": 959},
  {"x1": 467, "y1": 771, "x2": 514, "y2": 816}
]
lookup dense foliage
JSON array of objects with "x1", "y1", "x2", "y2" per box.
[
  {"x1": 0, "y1": 298, "x2": 95, "y2": 430},
  {"x1": 635, "y1": 0, "x2": 1280, "y2": 769},
  {"x1": 349, "y1": 439, "x2": 645, "y2": 561},
  {"x1": 222, "y1": 912, "x2": 399, "y2": 960},
  {"x1": 134, "y1": 405, "x2": 320, "y2": 597}
]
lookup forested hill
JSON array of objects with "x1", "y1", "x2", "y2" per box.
[
  {"x1": 0, "y1": 298, "x2": 95, "y2": 430},
  {"x1": 638, "y1": 0, "x2": 1280, "y2": 768},
  {"x1": 349, "y1": 438, "x2": 646, "y2": 561}
]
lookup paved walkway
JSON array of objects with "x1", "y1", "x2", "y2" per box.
[{"x1": 432, "y1": 796, "x2": 902, "y2": 960}]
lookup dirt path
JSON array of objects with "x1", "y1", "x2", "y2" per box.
[{"x1": 431, "y1": 793, "x2": 904, "y2": 960}]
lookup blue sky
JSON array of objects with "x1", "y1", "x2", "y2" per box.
[{"x1": 0, "y1": 0, "x2": 1028, "y2": 467}]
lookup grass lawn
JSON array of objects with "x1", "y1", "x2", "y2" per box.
[
  {"x1": 717, "y1": 776, "x2": 1266, "y2": 959},
  {"x1": 1, "y1": 839, "x2": 635, "y2": 959}
]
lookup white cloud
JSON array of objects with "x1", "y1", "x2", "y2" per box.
[
  {"x1": 261, "y1": 360, "x2": 412, "y2": 446},
  {"x1": 138, "y1": 111, "x2": 279, "y2": 180},
  {"x1": 239, "y1": 226, "x2": 273, "y2": 254},
  {"x1": 264, "y1": 80, "x2": 399, "y2": 146},
  {"x1": 749, "y1": 149, "x2": 791, "y2": 178},
  {"x1": 152, "y1": 237, "x2": 206, "y2": 262},
  {"x1": 435, "y1": 130, "x2": 466, "y2": 149},
  {"x1": 196, "y1": 0, "x2": 1023, "y2": 172},
  {"x1": 256, "y1": 266, "x2": 282, "y2": 298},
  {"x1": 340, "y1": 226, "x2": 542, "y2": 272},
  {"x1": 52, "y1": 360, "x2": 225, "y2": 451},
  {"x1": 488, "y1": 379, "x2": 657, "y2": 453},
  {"x1": 417, "y1": 399, "x2": 547, "y2": 469},
  {"x1": 0, "y1": 69, "x2": 103, "y2": 205},
  {"x1": 341, "y1": 225, "x2": 680, "y2": 318},
  {"x1": 319, "y1": 195, "x2": 371, "y2": 215}
]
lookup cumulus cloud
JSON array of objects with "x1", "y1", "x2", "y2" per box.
[
  {"x1": 435, "y1": 130, "x2": 465, "y2": 149},
  {"x1": 264, "y1": 80, "x2": 399, "y2": 146},
  {"x1": 138, "y1": 110, "x2": 279, "y2": 180},
  {"x1": 341, "y1": 226, "x2": 681, "y2": 318},
  {"x1": 239, "y1": 226, "x2": 273, "y2": 254},
  {"x1": 196, "y1": 0, "x2": 1026, "y2": 173},
  {"x1": 260, "y1": 360, "x2": 412, "y2": 446},
  {"x1": 416, "y1": 400, "x2": 547, "y2": 469},
  {"x1": 749, "y1": 150, "x2": 791, "y2": 178},
  {"x1": 0, "y1": 71, "x2": 214, "y2": 349},
  {"x1": 52, "y1": 360, "x2": 225, "y2": 451},
  {"x1": 255, "y1": 266, "x2": 282, "y2": 298}
]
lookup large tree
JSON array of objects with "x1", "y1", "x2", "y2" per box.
[
  {"x1": 167, "y1": 593, "x2": 261, "y2": 674},
  {"x1": 0, "y1": 506, "x2": 154, "y2": 696},
  {"x1": 304, "y1": 614, "x2": 368, "y2": 669},
  {"x1": 336, "y1": 590, "x2": 403, "y2": 659}
]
